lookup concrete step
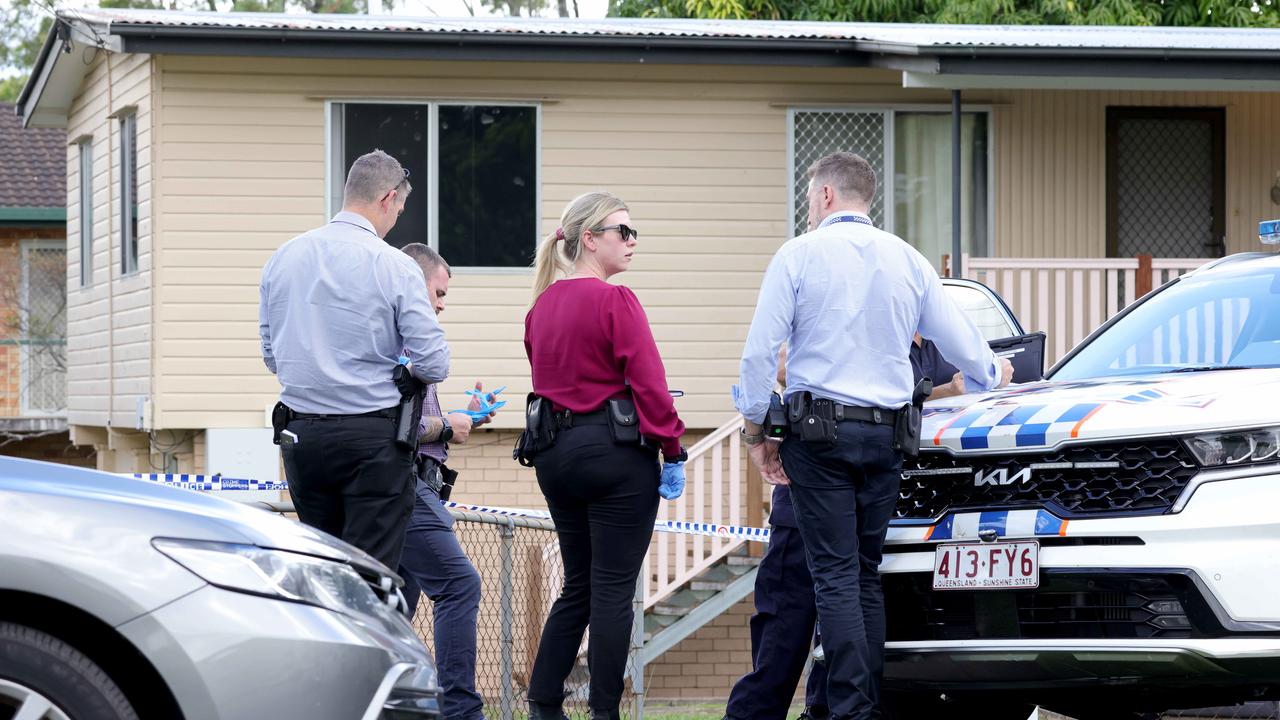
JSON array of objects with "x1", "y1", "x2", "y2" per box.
[{"x1": 652, "y1": 588, "x2": 716, "y2": 617}]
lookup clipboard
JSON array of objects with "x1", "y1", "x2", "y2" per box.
[{"x1": 989, "y1": 332, "x2": 1047, "y2": 383}]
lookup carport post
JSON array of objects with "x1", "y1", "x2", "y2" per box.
[{"x1": 952, "y1": 89, "x2": 963, "y2": 278}]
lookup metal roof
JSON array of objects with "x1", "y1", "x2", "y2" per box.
[
  {"x1": 19, "y1": 8, "x2": 1280, "y2": 128},
  {"x1": 60, "y1": 8, "x2": 1280, "y2": 53}
]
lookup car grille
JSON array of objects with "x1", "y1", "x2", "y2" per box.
[
  {"x1": 884, "y1": 572, "x2": 1222, "y2": 642},
  {"x1": 897, "y1": 439, "x2": 1198, "y2": 520}
]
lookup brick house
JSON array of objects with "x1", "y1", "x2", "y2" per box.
[{"x1": 0, "y1": 103, "x2": 93, "y2": 467}]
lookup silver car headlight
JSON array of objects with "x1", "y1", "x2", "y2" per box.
[
  {"x1": 153, "y1": 538, "x2": 387, "y2": 619},
  {"x1": 1184, "y1": 427, "x2": 1280, "y2": 467}
]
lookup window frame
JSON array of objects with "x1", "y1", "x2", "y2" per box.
[
  {"x1": 119, "y1": 111, "x2": 139, "y2": 276},
  {"x1": 324, "y1": 99, "x2": 542, "y2": 274},
  {"x1": 77, "y1": 138, "x2": 93, "y2": 287},
  {"x1": 786, "y1": 104, "x2": 995, "y2": 258}
]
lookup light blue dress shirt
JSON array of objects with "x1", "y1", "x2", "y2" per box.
[
  {"x1": 734, "y1": 211, "x2": 999, "y2": 423},
  {"x1": 259, "y1": 211, "x2": 450, "y2": 414}
]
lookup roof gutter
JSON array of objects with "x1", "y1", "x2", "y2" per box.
[{"x1": 108, "y1": 23, "x2": 872, "y2": 66}]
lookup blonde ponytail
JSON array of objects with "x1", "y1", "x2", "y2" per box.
[{"x1": 532, "y1": 191, "x2": 629, "y2": 300}]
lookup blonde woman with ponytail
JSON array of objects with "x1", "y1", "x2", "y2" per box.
[{"x1": 523, "y1": 192, "x2": 686, "y2": 720}]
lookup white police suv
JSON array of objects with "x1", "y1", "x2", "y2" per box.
[{"x1": 883, "y1": 248, "x2": 1280, "y2": 719}]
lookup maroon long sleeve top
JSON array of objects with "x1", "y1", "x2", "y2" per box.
[{"x1": 524, "y1": 277, "x2": 685, "y2": 458}]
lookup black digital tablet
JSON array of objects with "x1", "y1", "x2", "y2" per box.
[{"x1": 989, "y1": 331, "x2": 1047, "y2": 383}]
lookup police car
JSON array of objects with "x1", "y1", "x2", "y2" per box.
[{"x1": 882, "y1": 228, "x2": 1280, "y2": 718}]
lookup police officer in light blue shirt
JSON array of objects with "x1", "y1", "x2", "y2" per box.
[
  {"x1": 259, "y1": 149, "x2": 450, "y2": 570},
  {"x1": 734, "y1": 152, "x2": 1012, "y2": 720}
]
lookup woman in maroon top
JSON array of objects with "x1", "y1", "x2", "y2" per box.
[{"x1": 525, "y1": 192, "x2": 686, "y2": 720}]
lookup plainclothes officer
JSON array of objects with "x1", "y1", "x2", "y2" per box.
[
  {"x1": 723, "y1": 342, "x2": 991, "y2": 720},
  {"x1": 259, "y1": 149, "x2": 449, "y2": 570},
  {"x1": 734, "y1": 152, "x2": 1011, "y2": 720},
  {"x1": 396, "y1": 243, "x2": 491, "y2": 720},
  {"x1": 524, "y1": 192, "x2": 686, "y2": 720}
]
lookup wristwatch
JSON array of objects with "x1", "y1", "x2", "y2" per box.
[
  {"x1": 667, "y1": 446, "x2": 689, "y2": 463},
  {"x1": 741, "y1": 427, "x2": 766, "y2": 446},
  {"x1": 439, "y1": 415, "x2": 454, "y2": 443}
]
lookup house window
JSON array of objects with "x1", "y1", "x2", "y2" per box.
[
  {"x1": 20, "y1": 242, "x2": 67, "y2": 414},
  {"x1": 78, "y1": 140, "x2": 93, "y2": 286},
  {"x1": 790, "y1": 108, "x2": 990, "y2": 272},
  {"x1": 329, "y1": 102, "x2": 539, "y2": 268},
  {"x1": 120, "y1": 113, "x2": 139, "y2": 275}
]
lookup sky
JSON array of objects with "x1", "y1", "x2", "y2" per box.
[{"x1": 1, "y1": 0, "x2": 613, "y2": 79}]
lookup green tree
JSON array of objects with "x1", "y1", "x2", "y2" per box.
[
  {"x1": 612, "y1": 0, "x2": 1279, "y2": 26},
  {"x1": 0, "y1": 0, "x2": 375, "y2": 103}
]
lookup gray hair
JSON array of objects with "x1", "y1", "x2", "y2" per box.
[
  {"x1": 808, "y1": 152, "x2": 877, "y2": 207},
  {"x1": 402, "y1": 242, "x2": 451, "y2": 278},
  {"x1": 343, "y1": 149, "x2": 412, "y2": 205}
]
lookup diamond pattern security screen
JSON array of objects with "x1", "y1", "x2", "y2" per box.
[
  {"x1": 21, "y1": 245, "x2": 67, "y2": 413},
  {"x1": 792, "y1": 111, "x2": 885, "y2": 236},
  {"x1": 1109, "y1": 109, "x2": 1225, "y2": 259}
]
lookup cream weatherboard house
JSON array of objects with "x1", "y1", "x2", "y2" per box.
[{"x1": 18, "y1": 10, "x2": 1280, "y2": 701}]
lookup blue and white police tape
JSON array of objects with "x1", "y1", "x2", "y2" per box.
[
  {"x1": 119, "y1": 473, "x2": 290, "y2": 492},
  {"x1": 118, "y1": 474, "x2": 774, "y2": 542},
  {"x1": 442, "y1": 501, "x2": 775, "y2": 542}
]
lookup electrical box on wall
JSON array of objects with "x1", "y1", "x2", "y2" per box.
[{"x1": 205, "y1": 427, "x2": 282, "y2": 503}]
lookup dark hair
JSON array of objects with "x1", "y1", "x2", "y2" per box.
[
  {"x1": 401, "y1": 242, "x2": 451, "y2": 278},
  {"x1": 807, "y1": 151, "x2": 876, "y2": 207}
]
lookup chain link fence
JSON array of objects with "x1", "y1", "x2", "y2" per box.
[{"x1": 409, "y1": 510, "x2": 642, "y2": 720}]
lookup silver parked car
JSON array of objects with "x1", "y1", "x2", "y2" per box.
[{"x1": 0, "y1": 456, "x2": 440, "y2": 720}]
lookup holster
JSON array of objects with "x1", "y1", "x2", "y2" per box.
[
  {"x1": 788, "y1": 392, "x2": 837, "y2": 444},
  {"x1": 271, "y1": 402, "x2": 293, "y2": 445},
  {"x1": 892, "y1": 378, "x2": 934, "y2": 458},
  {"x1": 605, "y1": 397, "x2": 641, "y2": 445},
  {"x1": 513, "y1": 393, "x2": 557, "y2": 467},
  {"x1": 392, "y1": 365, "x2": 425, "y2": 451},
  {"x1": 439, "y1": 464, "x2": 459, "y2": 502}
]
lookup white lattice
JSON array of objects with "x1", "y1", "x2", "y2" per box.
[{"x1": 792, "y1": 111, "x2": 886, "y2": 235}]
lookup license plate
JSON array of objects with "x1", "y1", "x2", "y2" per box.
[{"x1": 932, "y1": 540, "x2": 1039, "y2": 590}]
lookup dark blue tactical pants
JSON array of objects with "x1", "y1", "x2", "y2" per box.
[
  {"x1": 724, "y1": 522, "x2": 828, "y2": 720},
  {"x1": 398, "y1": 479, "x2": 485, "y2": 720},
  {"x1": 783, "y1": 421, "x2": 902, "y2": 720}
]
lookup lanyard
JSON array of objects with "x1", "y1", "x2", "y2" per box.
[{"x1": 821, "y1": 214, "x2": 874, "y2": 228}]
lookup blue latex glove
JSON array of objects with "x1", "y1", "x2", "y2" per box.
[
  {"x1": 448, "y1": 385, "x2": 509, "y2": 423},
  {"x1": 659, "y1": 461, "x2": 686, "y2": 500}
]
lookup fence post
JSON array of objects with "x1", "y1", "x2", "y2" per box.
[
  {"x1": 746, "y1": 460, "x2": 764, "y2": 558},
  {"x1": 629, "y1": 574, "x2": 646, "y2": 720},
  {"x1": 1136, "y1": 253, "x2": 1153, "y2": 298},
  {"x1": 499, "y1": 519, "x2": 516, "y2": 720}
]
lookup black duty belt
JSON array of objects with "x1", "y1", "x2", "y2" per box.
[
  {"x1": 553, "y1": 408, "x2": 610, "y2": 429},
  {"x1": 833, "y1": 403, "x2": 897, "y2": 426},
  {"x1": 292, "y1": 406, "x2": 399, "y2": 420}
]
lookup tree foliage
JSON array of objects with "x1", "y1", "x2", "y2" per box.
[
  {"x1": 0, "y1": 0, "x2": 375, "y2": 103},
  {"x1": 612, "y1": 0, "x2": 1279, "y2": 26}
]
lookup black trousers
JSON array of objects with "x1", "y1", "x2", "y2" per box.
[
  {"x1": 281, "y1": 414, "x2": 416, "y2": 570},
  {"x1": 783, "y1": 421, "x2": 902, "y2": 720},
  {"x1": 528, "y1": 424, "x2": 660, "y2": 713},
  {"x1": 724, "y1": 522, "x2": 827, "y2": 720}
]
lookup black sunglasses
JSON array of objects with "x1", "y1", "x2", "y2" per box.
[
  {"x1": 592, "y1": 223, "x2": 638, "y2": 242},
  {"x1": 380, "y1": 167, "x2": 411, "y2": 204}
]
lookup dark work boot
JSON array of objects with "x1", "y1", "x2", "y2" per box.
[
  {"x1": 589, "y1": 709, "x2": 621, "y2": 720},
  {"x1": 798, "y1": 706, "x2": 831, "y2": 720},
  {"x1": 528, "y1": 701, "x2": 569, "y2": 720}
]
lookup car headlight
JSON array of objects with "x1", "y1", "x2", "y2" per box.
[
  {"x1": 1184, "y1": 427, "x2": 1280, "y2": 467},
  {"x1": 154, "y1": 538, "x2": 387, "y2": 619}
]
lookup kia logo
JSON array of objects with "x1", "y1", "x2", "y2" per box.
[{"x1": 974, "y1": 468, "x2": 1033, "y2": 486}]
